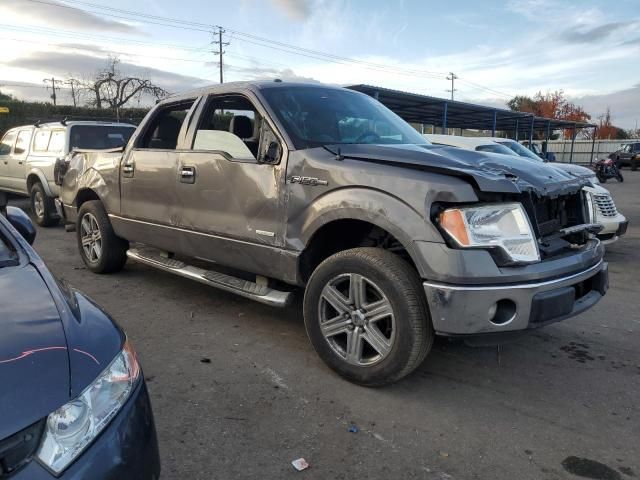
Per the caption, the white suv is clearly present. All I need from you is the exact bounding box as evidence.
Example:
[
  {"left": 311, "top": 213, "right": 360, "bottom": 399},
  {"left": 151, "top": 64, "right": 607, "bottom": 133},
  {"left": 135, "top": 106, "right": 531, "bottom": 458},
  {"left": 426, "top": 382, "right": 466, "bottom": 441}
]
[{"left": 0, "top": 121, "right": 135, "bottom": 226}]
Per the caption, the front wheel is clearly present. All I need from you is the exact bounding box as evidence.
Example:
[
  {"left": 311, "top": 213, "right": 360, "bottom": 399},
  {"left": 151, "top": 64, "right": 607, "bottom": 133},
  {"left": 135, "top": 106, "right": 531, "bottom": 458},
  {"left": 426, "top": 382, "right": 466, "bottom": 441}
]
[
  {"left": 76, "top": 200, "right": 128, "bottom": 273},
  {"left": 631, "top": 157, "right": 638, "bottom": 171},
  {"left": 597, "top": 173, "right": 607, "bottom": 183},
  {"left": 30, "top": 182, "right": 59, "bottom": 227},
  {"left": 303, "top": 248, "right": 433, "bottom": 386}
]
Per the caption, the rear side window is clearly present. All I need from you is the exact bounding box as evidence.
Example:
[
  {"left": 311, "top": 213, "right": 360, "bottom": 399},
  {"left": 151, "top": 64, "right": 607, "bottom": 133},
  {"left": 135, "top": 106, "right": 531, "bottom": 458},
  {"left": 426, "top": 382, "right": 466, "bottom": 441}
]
[
  {"left": 33, "top": 130, "right": 51, "bottom": 152},
  {"left": 47, "top": 130, "right": 66, "bottom": 154},
  {"left": 14, "top": 130, "right": 32, "bottom": 155},
  {"left": 69, "top": 125, "right": 135, "bottom": 150},
  {"left": 0, "top": 132, "right": 16, "bottom": 155},
  {"left": 139, "top": 101, "right": 195, "bottom": 150}
]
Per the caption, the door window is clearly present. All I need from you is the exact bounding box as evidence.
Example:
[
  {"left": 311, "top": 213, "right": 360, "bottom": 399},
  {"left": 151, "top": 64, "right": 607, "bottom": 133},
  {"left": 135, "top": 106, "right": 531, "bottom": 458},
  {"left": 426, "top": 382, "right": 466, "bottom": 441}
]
[
  {"left": 192, "top": 95, "right": 260, "bottom": 160},
  {"left": 0, "top": 132, "right": 16, "bottom": 155},
  {"left": 14, "top": 130, "right": 32, "bottom": 155},
  {"left": 138, "top": 100, "right": 195, "bottom": 150},
  {"left": 47, "top": 130, "right": 66, "bottom": 154},
  {"left": 33, "top": 130, "right": 51, "bottom": 152}
]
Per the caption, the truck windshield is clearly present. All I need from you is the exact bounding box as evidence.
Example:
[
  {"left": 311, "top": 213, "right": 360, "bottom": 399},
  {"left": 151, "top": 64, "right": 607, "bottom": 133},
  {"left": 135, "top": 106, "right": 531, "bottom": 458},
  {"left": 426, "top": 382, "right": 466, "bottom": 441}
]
[
  {"left": 70, "top": 125, "right": 136, "bottom": 150},
  {"left": 261, "top": 86, "right": 429, "bottom": 149},
  {"left": 498, "top": 140, "right": 543, "bottom": 162}
]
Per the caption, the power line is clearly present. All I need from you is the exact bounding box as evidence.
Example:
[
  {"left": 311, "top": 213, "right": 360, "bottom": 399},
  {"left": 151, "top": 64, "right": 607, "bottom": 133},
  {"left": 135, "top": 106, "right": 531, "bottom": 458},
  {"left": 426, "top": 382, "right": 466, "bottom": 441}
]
[{"left": 43, "top": 77, "right": 61, "bottom": 105}]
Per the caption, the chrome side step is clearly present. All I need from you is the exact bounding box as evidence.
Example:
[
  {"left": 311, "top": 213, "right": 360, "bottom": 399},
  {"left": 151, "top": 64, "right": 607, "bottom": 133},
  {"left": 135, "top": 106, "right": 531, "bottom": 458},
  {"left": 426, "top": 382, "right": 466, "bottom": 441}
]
[{"left": 126, "top": 247, "right": 293, "bottom": 307}]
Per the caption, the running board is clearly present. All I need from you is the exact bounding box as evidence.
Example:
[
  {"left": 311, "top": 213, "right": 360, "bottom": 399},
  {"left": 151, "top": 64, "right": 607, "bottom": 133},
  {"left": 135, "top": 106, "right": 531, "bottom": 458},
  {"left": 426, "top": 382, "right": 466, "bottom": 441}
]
[{"left": 126, "top": 247, "right": 293, "bottom": 307}]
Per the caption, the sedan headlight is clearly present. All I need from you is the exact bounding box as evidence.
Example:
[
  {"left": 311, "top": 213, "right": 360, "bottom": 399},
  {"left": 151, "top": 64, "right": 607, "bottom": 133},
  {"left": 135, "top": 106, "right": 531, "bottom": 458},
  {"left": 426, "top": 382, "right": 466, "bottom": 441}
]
[
  {"left": 439, "top": 202, "right": 540, "bottom": 263},
  {"left": 37, "top": 341, "right": 140, "bottom": 474}
]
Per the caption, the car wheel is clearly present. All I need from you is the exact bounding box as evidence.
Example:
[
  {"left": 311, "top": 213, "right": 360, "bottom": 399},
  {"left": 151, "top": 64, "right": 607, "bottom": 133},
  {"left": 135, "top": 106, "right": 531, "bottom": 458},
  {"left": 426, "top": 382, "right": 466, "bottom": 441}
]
[
  {"left": 30, "top": 182, "right": 59, "bottom": 227},
  {"left": 632, "top": 156, "right": 638, "bottom": 171},
  {"left": 76, "top": 200, "right": 128, "bottom": 273},
  {"left": 303, "top": 248, "right": 433, "bottom": 386}
]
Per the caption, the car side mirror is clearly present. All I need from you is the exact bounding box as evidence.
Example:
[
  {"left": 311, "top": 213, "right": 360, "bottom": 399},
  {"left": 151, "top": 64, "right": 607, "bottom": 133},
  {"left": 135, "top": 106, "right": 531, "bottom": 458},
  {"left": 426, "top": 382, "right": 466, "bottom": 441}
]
[
  {"left": 262, "top": 141, "right": 281, "bottom": 164},
  {"left": 7, "top": 206, "right": 37, "bottom": 245}
]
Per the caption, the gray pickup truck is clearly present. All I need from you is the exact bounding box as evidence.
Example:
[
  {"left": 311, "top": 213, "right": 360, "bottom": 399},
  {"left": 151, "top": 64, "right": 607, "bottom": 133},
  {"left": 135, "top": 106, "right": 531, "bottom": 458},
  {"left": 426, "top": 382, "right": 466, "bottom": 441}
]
[{"left": 57, "top": 81, "right": 608, "bottom": 385}]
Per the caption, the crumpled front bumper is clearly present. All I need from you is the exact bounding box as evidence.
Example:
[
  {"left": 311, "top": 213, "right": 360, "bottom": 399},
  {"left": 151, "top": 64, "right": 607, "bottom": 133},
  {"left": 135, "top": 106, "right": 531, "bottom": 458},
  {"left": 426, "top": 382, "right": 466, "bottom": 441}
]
[{"left": 424, "top": 260, "right": 608, "bottom": 336}]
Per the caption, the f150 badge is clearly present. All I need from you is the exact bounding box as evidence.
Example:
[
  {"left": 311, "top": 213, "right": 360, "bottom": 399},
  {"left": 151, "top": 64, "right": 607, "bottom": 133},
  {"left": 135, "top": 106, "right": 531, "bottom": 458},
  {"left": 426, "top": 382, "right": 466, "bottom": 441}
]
[{"left": 289, "top": 176, "right": 328, "bottom": 186}]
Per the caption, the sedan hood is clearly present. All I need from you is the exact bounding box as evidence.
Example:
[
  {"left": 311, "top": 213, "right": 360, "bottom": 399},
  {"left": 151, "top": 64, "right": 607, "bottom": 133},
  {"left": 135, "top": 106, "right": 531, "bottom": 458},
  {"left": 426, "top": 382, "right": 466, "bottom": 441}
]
[
  {"left": 550, "top": 162, "right": 595, "bottom": 179},
  {"left": 0, "top": 264, "right": 70, "bottom": 439},
  {"left": 324, "top": 143, "right": 588, "bottom": 197}
]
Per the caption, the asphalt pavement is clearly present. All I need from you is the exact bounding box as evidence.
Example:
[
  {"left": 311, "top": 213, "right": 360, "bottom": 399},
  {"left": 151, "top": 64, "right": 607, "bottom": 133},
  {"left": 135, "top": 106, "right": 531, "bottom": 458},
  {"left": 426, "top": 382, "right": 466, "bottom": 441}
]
[{"left": 10, "top": 172, "right": 640, "bottom": 480}]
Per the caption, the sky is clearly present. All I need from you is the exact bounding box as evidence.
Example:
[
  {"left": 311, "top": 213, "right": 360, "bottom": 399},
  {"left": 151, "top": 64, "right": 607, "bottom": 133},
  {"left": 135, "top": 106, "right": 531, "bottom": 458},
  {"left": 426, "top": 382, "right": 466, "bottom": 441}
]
[{"left": 0, "top": 0, "right": 639, "bottom": 128}]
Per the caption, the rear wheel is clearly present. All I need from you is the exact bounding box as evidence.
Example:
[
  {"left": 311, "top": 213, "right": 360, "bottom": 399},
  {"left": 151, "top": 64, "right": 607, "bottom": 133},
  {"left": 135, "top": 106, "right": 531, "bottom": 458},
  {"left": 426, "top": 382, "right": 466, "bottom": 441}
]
[
  {"left": 303, "top": 248, "right": 433, "bottom": 386},
  {"left": 632, "top": 156, "right": 638, "bottom": 171},
  {"left": 76, "top": 200, "right": 128, "bottom": 273},
  {"left": 30, "top": 182, "right": 58, "bottom": 227}
]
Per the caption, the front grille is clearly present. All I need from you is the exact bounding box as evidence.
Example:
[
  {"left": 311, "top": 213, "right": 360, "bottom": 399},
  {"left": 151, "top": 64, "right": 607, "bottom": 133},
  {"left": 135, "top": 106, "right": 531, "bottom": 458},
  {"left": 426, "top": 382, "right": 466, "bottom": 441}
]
[
  {"left": 0, "top": 419, "right": 45, "bottom": 478},
  {"left": 528, "top": 191, "right": 585, "bottom": 238},
  {"left": 594, "top": 194, "right": 618, "bottom": 218}
]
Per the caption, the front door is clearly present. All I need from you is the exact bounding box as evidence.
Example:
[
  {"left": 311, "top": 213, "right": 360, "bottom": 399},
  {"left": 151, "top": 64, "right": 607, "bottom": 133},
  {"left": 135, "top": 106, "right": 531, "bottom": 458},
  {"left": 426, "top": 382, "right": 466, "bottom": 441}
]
[
  {"left": 173, "top": 93, "right": 287, "bottom": 270},
  {"left": 116, "top": 99, "right": 198, "bottom": 251},
  {"left": 7, "top": 129, "right": 33, "bottom": 193}
]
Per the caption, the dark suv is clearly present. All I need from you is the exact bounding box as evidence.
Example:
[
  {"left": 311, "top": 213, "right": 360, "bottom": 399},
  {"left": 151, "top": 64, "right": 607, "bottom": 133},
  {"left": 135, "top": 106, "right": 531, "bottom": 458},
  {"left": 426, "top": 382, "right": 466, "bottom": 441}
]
[{"left": 609, "top": 142, "right": 640, "bottom": 170}]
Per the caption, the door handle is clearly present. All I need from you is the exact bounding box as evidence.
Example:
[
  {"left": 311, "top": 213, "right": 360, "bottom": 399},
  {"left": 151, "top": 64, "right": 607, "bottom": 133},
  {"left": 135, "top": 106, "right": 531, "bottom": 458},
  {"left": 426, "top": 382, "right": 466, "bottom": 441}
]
[
  {"left": 180, "top": 166, "right": 196, "bottom": 184},
  {"left": 122, "top": 163, "right": 135, "bottom": 177}
]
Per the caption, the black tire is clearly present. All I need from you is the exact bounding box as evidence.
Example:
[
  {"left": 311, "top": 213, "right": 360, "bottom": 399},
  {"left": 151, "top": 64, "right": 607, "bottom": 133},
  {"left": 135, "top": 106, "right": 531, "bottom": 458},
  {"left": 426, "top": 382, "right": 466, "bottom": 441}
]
[
  {"left": 76, "top": 200, "right": 128, "bottom": 273},
  {"left": 597, "top": 174, "right": 607, "bottom": 183},
  {"left": 30, "top": 182, "right": 59, "bottom": 227},
  {"left": 303, "top": 248, "right": 433, "bottom": 386},
  {"left": 632, "top": 157, "right": 638, "bottom": 171}
]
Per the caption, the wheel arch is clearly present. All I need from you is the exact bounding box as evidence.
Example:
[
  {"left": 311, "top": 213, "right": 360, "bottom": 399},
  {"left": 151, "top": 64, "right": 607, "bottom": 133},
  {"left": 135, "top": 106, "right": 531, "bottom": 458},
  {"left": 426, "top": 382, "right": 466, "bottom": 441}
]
[{"left": 26, "top": 170, "right": 53, "bottom": 196}]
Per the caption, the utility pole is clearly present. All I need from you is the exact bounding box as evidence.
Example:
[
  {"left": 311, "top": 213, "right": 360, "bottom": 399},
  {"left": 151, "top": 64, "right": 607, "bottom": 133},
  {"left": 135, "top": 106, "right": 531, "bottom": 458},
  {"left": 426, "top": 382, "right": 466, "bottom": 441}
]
[
  {"left": 65, "top": 79, "right": 79, "bottom": 107},
  {"left": 446, "top": 72, "right": 458, "bottom": 101},
  {"left": 212, "top": 27, "right": 229, "bottom": 84},
  {"left": 43, "top": 77, "right": 59, "bottom": 106}
]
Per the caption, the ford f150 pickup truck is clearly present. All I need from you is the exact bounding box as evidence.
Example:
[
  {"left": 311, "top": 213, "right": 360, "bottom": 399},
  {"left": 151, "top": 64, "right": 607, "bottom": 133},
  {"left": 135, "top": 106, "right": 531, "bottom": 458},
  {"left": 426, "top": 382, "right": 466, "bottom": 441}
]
[{"left": 57, "top": 81, "right": 608, "bottom": 386}]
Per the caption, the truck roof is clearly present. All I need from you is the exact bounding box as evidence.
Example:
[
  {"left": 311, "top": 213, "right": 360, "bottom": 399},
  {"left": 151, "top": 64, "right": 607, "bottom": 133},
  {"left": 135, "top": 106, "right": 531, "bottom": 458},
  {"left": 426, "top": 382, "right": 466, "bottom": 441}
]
[{"left": 166, "top": 80, "right": 347, "bottom": 102}]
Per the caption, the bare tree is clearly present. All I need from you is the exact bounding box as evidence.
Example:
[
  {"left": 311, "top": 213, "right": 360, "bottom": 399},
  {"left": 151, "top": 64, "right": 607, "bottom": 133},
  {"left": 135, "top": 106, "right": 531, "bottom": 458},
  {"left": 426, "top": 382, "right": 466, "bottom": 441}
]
[{"left": 77, "top": 56, "right": 168, "bottom": 110}]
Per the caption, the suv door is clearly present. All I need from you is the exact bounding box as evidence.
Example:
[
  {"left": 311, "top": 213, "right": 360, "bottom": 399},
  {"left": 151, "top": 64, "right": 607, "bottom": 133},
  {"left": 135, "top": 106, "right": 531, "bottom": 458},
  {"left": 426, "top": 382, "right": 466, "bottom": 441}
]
[
  {"left": 7, "top": 129, "right": 33, "bottom": 193},
  {"left": 116, "top": 99, "right": 198, "bottom": 250},
  {"left": 0, "top": 131, "right": 17, "bottom": 190},
  {"left": 175, "top": 93, "right": 287, "bottom": 269}
]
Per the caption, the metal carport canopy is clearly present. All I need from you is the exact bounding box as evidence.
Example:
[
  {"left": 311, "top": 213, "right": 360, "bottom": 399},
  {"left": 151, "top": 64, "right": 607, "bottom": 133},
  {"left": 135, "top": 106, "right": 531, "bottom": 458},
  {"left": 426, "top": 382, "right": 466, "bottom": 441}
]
[{"left": 347, "top": 84, "right": 595, "bottom": 135}]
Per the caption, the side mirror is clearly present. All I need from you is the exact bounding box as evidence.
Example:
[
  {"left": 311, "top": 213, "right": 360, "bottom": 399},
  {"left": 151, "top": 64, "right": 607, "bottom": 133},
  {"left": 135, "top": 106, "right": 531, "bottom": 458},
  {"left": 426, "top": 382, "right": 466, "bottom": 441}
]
[
  {"left": 262, "top": 141, "right": 281, "bottom": 164},
  {"left": 7, "top": 206, "right": 37, "bottom": 245}
]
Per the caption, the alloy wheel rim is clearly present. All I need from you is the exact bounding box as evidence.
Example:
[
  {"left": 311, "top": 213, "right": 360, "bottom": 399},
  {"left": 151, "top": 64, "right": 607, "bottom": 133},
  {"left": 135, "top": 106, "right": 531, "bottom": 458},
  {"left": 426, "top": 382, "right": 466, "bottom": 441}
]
[
  {"left": 80, "top": 213, "right": 102, "bottom": 263},
  {"left": 33, "top": 191, "right": 44, "bottom": 218},
  {"left": 318, "top": 273, "right": 396, "bottom": 366}
]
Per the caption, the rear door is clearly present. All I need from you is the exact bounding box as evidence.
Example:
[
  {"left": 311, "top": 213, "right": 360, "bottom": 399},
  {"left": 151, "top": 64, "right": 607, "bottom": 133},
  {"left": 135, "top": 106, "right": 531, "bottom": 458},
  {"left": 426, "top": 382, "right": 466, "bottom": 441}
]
[
  {"left": 116, "top": 99, "right": 198, "bottom": 249},
  {"left": 0, "top": 131, "right": 16, "bottom": 191}
]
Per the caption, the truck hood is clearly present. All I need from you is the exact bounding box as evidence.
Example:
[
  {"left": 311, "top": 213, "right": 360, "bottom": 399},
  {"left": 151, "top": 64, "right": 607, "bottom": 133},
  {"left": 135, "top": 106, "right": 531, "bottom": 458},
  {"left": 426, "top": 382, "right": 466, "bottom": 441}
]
[
  {"left": 324, "top": 143, "right": 588, "bottom": 197},
  {"left": 0, "top": 264, "right": 70, "bottom": 439}
]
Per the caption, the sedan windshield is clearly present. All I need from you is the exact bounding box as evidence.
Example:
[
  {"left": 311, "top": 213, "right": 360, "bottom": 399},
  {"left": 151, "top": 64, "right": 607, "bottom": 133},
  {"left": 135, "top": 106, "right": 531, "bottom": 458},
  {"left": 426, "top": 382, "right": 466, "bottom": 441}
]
[
  {"left": 0, "top": 231, "right": 17, "bottom": 268},
  {"left": 70, "top": 125, "right": 136, "bottom": 150},
  {"left": 498, "top": 140, "right": 543, "bottom": 162},
  {"left": 261, "top": 86, "right": 429, "bottom": 149},
  {"left": 476, "top": 144, "right": 519, "bottom": 155}
]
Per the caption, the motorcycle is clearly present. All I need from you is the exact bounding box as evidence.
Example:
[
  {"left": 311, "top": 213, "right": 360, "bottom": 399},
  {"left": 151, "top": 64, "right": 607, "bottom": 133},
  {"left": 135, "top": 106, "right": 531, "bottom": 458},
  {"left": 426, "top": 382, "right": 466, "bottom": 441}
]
[{"left": 593, "top": 157, "right": 624, "bottom": 183}]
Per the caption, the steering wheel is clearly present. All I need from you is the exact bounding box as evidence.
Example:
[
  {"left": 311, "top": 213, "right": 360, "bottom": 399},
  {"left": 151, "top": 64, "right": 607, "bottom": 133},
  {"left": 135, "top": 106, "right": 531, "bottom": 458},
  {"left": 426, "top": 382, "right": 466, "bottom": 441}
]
[{"left": 354, "top": 131, "right": 381, "bottom": 143}]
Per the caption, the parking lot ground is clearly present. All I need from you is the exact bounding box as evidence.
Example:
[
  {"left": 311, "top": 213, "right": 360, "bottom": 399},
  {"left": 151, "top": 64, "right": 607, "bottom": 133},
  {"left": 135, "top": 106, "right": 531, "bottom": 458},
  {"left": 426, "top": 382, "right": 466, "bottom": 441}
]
[{"left": 10, "top": 172, "right": 640, "bottom": 480}]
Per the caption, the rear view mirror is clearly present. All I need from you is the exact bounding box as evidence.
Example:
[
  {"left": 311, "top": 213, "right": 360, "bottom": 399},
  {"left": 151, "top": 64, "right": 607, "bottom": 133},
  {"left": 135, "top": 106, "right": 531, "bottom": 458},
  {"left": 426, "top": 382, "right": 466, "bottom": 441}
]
[{"left": 7, "top": 206, "right": 36, "bottom": 245}]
